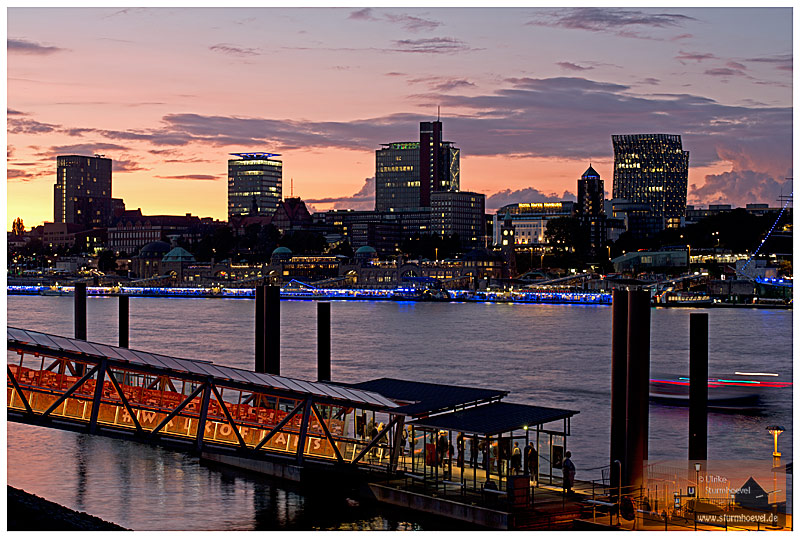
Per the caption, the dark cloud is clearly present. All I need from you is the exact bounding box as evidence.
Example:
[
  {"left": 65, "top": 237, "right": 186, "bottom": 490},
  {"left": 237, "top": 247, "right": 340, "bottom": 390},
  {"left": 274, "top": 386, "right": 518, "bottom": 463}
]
[
  {"left": 7, "top": 108, "right": 26, "bottom": 116},
  {"left": 44, "top": 143, "right": 130, "bottom": 158},
  {"left": 349, "top": 9, "right": 440, "bottom": 32},
  {"left": 113, "top": 159, "right": 147, "bottom": 173},
  {"left": 8, "top": 117, "right": 60, "bottom": 134},
  {"left": 529, "top": 8, "right": 696, "bottom": 39},
  {"left": 7, "top": 169, "right": 40, "bottom": 181},
  {"left": 690, "top": 170, "right": 792, "bottom": 207},
  {"left": 505, "top": 77, "right": 629, "bottom": 93},
  {"left": 209, "top": 43, "right": 260, "bottom": 57},
  {"left": 704, "top": 67, "right": 746, "bottom": 77},
  {"left": 744, "top": 54, "right": 792, "bottom": 72},
  {"left": 8, "top": 38, "right": 65, "bottom": 55},
  {"left": 385, "top": 14, "right": 441, "bottom": 32},
  {"left": 676, "top": 50, "right": 716, "bottom": 63},
  {"left": 408, "top": 76, "right": 475, "bottom": 92},
  {"left": 156, "top": 174, "right": 219, "bottom": 181},
  {"left": 348, "top": 8, "right": 376, "bottom": 21},
  {"left": 639, "top": 77, "right": 661, "bottom": 85},
  {"left": 726, "top": 61, "right": 747, "bottom": 70},
  {"left": 385, "top": 72, "right": 406, "bottom": 77},
  {"left": 486, "top": 187, "right": 575, "bottom": 211},
  {"left": 160, "top": 112, "right": 418, "bottom": 151},
  {"left": 391, "top": 37, "right": 470, "bottom": 54},
  {"left": 305, "top": 177, "right": 375, "bottom": 210},
  {"left": 557, "top": 62, "right": 593, "bottom": 71}
]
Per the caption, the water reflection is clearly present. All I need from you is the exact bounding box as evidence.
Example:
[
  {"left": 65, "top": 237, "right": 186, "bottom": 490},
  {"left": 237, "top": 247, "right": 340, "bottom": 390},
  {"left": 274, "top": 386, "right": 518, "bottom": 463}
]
[{"left": 7, "top": 296, "right": 792, "bottom": 529}]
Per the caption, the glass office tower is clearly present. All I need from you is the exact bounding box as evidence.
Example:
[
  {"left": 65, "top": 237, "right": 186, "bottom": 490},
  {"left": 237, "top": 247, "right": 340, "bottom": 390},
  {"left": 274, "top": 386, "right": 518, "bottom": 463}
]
[
  {"left": 612, "top": 134, "right": 689, "bottom": 229},
  {"left": 228, "top": 152, "right": 283, "bottom": 220}
]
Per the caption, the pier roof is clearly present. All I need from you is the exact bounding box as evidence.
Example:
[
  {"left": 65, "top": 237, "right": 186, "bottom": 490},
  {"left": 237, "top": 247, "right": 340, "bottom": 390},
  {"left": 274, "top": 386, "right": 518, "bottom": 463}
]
[
  {"left": 410, "top": 401, "right": 578, "bottom": 436},
  {"left": 340, "top": 378, "right": 507, "bottom": 417},
  {"left": 7, "top": 327, "right": 396, "bottom": 410}
]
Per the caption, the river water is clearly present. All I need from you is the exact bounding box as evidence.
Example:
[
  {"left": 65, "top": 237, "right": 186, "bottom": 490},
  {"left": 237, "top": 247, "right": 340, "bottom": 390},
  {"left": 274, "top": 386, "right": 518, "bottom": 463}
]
[{"left": 6, "top": 296, "right": 793, "bottom": 530}]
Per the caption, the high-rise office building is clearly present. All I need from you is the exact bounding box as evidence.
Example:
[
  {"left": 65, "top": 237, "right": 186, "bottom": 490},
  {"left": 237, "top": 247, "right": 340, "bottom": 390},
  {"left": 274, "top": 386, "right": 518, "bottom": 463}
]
[
  {"left": 375, "top": 142, "right": 420, "bottom": 212},
  {"left": 576, "top": 165, "right": 606, "bottom": 257},
  {"left": 431, "top": 191, "right": 485, "bottom": 248},
  {"left": 375, "top": 121, "right": 459, "bottom": 212},
  {"left": 228, "top": 152, "right": 283, "bottom": 220},
  {"left": 54, "top": 154, "right": 113, "bottom": 229},
  {"left": 611, "top": 134, "right": 689, "bottom": 230}
]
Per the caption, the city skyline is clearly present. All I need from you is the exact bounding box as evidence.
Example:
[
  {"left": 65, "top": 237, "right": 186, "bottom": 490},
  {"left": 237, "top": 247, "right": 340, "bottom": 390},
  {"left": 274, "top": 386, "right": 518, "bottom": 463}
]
[{"left": 7, "top": 7, "right": 793, "bottom": 230}]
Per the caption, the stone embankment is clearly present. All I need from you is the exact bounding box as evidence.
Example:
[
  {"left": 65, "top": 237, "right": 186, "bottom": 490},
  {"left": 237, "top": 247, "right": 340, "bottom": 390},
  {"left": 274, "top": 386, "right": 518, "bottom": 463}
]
[{"left": 7, "top": 486, "right": 128, "bottom": 531}]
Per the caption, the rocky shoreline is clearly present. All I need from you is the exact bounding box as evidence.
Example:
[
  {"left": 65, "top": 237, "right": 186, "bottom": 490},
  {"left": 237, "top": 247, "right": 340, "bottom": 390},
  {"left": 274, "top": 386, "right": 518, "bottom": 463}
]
[{"left": 7, "top": 485, "right": 128, "bottom": 531}]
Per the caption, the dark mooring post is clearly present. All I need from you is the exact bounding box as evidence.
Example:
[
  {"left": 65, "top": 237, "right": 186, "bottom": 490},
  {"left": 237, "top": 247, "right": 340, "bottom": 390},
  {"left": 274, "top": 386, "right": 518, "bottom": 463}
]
[
  {"left": 74, "top": 282, "right": 87, "bottom": 376},
  {"left": 610, "top": 288, "right": 629, "bottom": 494},
  {"left": 265, "top": 285, "right": 281, "bottom": 376},
  {"left": 625, "top": 289, "right": 651, "bottom": 489},
  {"left": 119, "top": 294, "right": 129, "bottom": 348},
  {"left": 689, "top": 312, "right": 709, "bottom": 462},
  {"left": 74, "top": 282, "right": 87, "bottom": 340},
  {"left": 317, "top": 302, "right": 331, "bottom": 382},
  {"left": 255, "top": 285, "right": 266, "bottom": 373}
]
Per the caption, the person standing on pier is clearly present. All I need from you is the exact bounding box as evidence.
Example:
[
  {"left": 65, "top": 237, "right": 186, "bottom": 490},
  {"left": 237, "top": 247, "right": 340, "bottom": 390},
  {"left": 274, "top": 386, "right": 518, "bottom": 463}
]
[
  {"left": 457, "top": 433, "right": 465, "bottom": 468},
  {"left": 470, "top": 436, "right": 479, "bottom": 468},
  {"left": 511, "top": 442, "right": 522, "bottom": 474},
  {"left": 562, "top": 451, "right": 576, "bottom": 495},
  {"left": 524, "top": 442, "right": 538, "bottom": 484}
]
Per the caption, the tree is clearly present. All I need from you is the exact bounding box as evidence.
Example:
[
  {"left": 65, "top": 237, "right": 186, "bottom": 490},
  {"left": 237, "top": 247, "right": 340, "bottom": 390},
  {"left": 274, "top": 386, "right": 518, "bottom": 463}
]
[
  {"left": 544, "top": 217, "right": 581, "bottom": 253},
  {"left": 96, "top": 249, "right": 118, "bottom": 272},
  {"left": 328, "top": 240, "right": 354, "bottom": 258},
  {"left": 12, "top": 217, "right": 24, "bottom": 236},
  {"left": 279, "top": 230, "right": 327, "bottom": 255}
]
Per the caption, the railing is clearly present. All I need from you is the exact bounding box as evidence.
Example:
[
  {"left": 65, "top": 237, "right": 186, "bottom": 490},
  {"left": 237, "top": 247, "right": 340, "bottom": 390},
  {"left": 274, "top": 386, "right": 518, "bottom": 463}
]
[{"left": 7, "top": 360, "right": 395, "bottom": 469}]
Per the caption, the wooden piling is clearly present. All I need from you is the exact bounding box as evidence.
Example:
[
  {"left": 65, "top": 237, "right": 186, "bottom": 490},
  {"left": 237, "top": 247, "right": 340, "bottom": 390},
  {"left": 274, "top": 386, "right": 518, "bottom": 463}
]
[
  {"left": 610, "top": 289, "right": 628, "bottom": 492},
  {"left": 119, "top": 295, "right": 129, "bottom": 348},
  {"left": 265, "top": 285, "right": 280, "bottom": 375},
  {"left": 255, "top": 285, "right": 265, "bottom": 373},
  {"left": 689, "top": 312, "right": 708, "bottom": 461},
  {"left": 625, "top": 289, "right": 651, "bottom": 489},
  {"left": 317, "top": 302, "right": 331, "bottom": 382}
]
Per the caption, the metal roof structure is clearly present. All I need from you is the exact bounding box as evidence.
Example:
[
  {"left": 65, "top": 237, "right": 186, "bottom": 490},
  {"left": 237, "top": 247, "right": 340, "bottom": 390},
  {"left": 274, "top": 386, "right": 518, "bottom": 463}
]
[
  {"left": 410, "top": 401, "right": 579, "bottom": 436},
  {"left": 340, "top": 378, "right": 507, "bottom": 417},
  {"left": 7, "top": 327, "right": 396, "bottom": 410}
]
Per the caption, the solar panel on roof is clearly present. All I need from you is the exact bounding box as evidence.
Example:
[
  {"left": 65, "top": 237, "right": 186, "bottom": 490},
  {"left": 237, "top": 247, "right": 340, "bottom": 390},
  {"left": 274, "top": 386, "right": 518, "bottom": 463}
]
[
  {"left": 316, "top": 384, "right": 354, "bottom": 401},
  {"left": 150, "top": 354, "right": 184, "bottom": 371},
  {"left": 216, "top": 367, "right": 252, "bottom": 385},
  {"left": 26, "top": 332, "right": 61, "bottom": 351},
  {"left": 71, "top": 339, "right": 105, "bottom": 357},
  {"left": 7, "top": 328, "right": 31, "bottom": 344},
  {"left": 291, "top": 379, "right": 327, "bottom": 397},
  {"left": 46, "top": 335, "right": 85, "bottom": 355},
  {"left": 93, "top": 343, "right": 127, "bottom": 362},
  {"left": 131, "top": 351, "right": 169, "bottom": 369},
  {"left": 114, "top": 347, "right": 143, "bottom": 364}
]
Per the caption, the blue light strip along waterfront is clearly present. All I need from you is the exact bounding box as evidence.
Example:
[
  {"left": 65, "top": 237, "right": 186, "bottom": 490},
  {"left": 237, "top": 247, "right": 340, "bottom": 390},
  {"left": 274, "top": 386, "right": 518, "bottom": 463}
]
[{"left": 7, "top": 285, "right": 612, "bottom": 305}]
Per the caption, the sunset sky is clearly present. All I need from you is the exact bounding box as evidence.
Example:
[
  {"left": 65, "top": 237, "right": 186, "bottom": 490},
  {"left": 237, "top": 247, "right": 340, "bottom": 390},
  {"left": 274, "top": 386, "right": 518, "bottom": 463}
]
[{"left": 7, "top": 6, "right": 793, "bottom": 230}]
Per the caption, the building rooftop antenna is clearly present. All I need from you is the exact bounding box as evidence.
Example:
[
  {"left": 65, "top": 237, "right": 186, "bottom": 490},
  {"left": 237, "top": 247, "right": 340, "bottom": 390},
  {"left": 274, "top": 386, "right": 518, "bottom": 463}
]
[
  {"left": 291, "top": 177, "right": 294, "bottom": 198},
  {"left": 437, "top": 105, "right": 440, "bottom": 122}
]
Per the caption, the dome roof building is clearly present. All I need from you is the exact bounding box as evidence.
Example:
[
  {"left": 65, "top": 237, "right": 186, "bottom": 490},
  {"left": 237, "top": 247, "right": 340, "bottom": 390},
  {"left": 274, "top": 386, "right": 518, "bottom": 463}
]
[
  {"left": 138, "top": 241, "right": 171, "bottom": 259},
  {"left": 162, "top": 247, "right": 196, "bottom": 263},
  {"left": 354, "top": 245, "right": 378, "bottom": 266},
  {"left": 271, "top": 246, "right": 293, "bottom": 263}
]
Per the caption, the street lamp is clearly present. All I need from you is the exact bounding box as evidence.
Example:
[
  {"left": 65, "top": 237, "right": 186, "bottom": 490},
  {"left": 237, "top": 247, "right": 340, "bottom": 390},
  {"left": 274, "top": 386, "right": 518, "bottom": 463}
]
[
  {"left": 694, "top": 462, "right": 702, "bottom": 498},
  {"left": 767, "top": 425, "right": 784, "bottom": 458}
]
